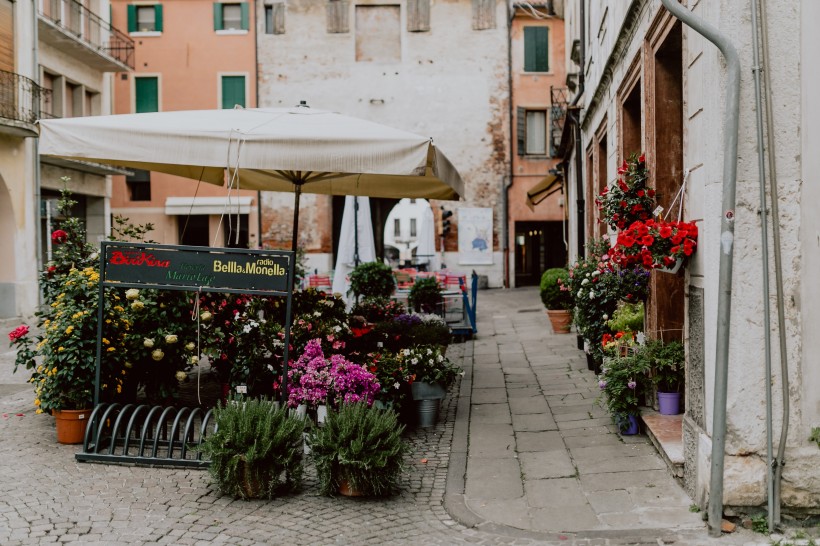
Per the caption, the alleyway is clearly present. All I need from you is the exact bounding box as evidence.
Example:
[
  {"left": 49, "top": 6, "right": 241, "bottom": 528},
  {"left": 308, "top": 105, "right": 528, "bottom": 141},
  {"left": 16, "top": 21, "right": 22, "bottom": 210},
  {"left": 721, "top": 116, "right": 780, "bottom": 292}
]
[{"left": 0, "top": 289, "right": 768, "bottom": 545}]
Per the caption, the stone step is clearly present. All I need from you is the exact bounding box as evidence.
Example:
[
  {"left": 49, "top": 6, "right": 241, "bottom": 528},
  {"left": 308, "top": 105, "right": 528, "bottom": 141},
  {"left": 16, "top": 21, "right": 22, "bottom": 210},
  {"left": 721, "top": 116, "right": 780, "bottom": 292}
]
[{"left": 640, "top": 408, "right": 685, "bottom": 481}]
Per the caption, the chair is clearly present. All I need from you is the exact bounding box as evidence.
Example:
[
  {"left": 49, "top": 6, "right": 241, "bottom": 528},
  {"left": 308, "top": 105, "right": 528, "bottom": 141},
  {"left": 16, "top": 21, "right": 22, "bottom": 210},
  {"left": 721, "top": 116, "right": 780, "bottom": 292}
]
[
  {"left": 307, "top": 274, "right": 332, "bottom": 291},
  {"left": 393, "top": 270, "right": 414, "bottom": 290}
]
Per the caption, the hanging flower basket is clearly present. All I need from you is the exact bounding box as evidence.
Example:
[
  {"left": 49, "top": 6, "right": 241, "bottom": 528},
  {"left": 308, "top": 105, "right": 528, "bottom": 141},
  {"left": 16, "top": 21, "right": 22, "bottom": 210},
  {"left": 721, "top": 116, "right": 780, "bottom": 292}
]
[{"left": 609, "top": 218, "right": 698, "bottom": 272}]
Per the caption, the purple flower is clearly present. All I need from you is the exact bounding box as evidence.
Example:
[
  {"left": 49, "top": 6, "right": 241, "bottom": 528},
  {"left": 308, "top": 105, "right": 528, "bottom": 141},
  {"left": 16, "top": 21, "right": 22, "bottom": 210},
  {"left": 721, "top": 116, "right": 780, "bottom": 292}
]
[
  {"left": 627, "top": 380, "right": 637, "bottom": 389},
  {"left": 598, "top": 380, "right": 607, "bottom": 389},
  {"left": 394, "top": 313, "right": 422, "bottom": 327}
]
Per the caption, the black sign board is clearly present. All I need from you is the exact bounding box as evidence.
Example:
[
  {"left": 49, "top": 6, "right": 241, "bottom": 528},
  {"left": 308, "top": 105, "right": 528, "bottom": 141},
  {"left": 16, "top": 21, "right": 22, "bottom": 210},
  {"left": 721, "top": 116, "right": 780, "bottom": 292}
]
[{"left": 102, "top": 242, "right": 291, "bottom": 294}]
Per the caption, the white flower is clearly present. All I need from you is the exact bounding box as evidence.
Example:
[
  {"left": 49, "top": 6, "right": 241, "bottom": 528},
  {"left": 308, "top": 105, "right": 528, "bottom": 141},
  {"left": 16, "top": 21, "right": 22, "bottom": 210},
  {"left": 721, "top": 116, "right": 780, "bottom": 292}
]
[
  {"left": 143, "top": 338, "right": 154, "bottom": 348},
  {"left": 591, "top": 270, "right": 601, "bottom": 277},
  {"left": 125, "top": 288, "right": 140, "bottom": 301},
  {"left": 581, "top": 279, "right": 589, "bottom": 286},
  {"left": 411, "top": 358, "right": 418, "bottom": 365},
  {"left": 313, "top": 311, "right": 322, "bottom": 317},
  {"left": 394, "top": 382, "right": 401, "bottom": 390},
  {"left": 589, "top": 292, "right": 595, "bottom": 300},
  {"left": 602, "top": 314, "right": 609, "bottom": 321},
  {"left": 267, "top": 364, "right": 274, "bottom": 372},
  {"left": 437, "top": 355, "right": 444, "bottom": 362},
  {"left": 404, "top": 349, "right": 411, "bottom": 356},
  {"left": 427, "top": 348, "right": 433, "bottom": 355},
  {"left": 175, "top": 371, "right": 187, "bottom": 382},
  {"left": 165, "top": 334, "right": 178, "bottom": 344},
  {"left": 185, "top": 342, "right": 196, "bottom": 351},
  {"left": 151, "top": 349, "right": 164, "bottom": 361},
  {"left": 189, "top": 355, "right": 199, "bottom": 364},
  {"left": 200, "top": 311, "right": 212, "bottom": 322},
  {"left": 334, "top": 325, "right": 342, "bottom": 332},
  {"left": 89, "top": 252, "right": 99, "bottom": 261},
  {"left": 577, "top": 289, "right": 583, "bottom": 298},
  {"left": 243, "top": 324, "right": 252, "bottom": 333},
  {"left": 130, "top": 300, "right": 145, "bottom": 311}
]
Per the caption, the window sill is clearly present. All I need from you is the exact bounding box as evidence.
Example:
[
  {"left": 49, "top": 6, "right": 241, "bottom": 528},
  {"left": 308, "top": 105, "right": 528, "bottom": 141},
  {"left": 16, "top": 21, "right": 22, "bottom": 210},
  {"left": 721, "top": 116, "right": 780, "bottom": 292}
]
[
  {"left": 216, "top": 29, "right": 249, "bottom": 35},
  {"left": 130, "top": 31, "right": 162, "bottom": 37}
]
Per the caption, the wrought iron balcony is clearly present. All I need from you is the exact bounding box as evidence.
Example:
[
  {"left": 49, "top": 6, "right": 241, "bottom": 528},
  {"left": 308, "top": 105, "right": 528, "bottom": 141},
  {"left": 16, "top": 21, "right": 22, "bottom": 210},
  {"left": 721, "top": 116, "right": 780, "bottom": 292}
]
[
  {"left": 0, "top": 69, "right": 47, "bottom": 137},
  {"left": 38, "top": 0, "right": 134, "bottom": 71},
  {"left": 550, "top": 86, "right": 569, "bottom": 158}
]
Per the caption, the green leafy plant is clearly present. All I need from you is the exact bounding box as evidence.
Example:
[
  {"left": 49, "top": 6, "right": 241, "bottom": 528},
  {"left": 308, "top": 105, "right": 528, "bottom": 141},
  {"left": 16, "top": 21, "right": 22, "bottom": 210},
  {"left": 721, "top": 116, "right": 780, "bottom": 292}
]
[
  {"left": 348, "top": 262, "right": 395, "bottom": 300},
  {"left": 199, "top": 397, "right": 305, "bottom": 499},
  {"left": 751, "top": 514, "right": 769, "bottom": 534},
  {"left": 607, "top": 302, "right": 644, "bottom": 334},
  {"left": 642, "top": 339, "right": 685, "bottom": 393},
  {"left": 408, "top": 277, "right": 442, "bottom": 314},
  {"left": 309, "top": 403, "right": 409, "bottom": 496},
  {"left": 539, "top": 268, "right": 572, "bottom": 310},
  {"left": 597, "top": 352, "right": 650, "bottom": 431},
  {"left": 810, "top": 427, "right": 820, "bottom": 449}
]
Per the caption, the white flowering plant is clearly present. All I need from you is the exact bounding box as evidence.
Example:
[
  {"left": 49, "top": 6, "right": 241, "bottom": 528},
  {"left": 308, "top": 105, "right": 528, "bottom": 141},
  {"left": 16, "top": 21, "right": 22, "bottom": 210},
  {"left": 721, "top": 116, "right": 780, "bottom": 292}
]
[{"left": 401, "top": 345, "right": 460, "bottom": 388}]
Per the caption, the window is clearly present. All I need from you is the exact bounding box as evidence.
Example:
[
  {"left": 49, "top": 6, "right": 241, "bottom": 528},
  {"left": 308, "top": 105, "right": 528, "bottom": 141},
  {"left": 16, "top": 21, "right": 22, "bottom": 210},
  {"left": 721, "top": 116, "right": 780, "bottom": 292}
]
[
  {"left": 127, "top": 4, "right": 163, "bottom": 33},
  {"left": 224, "top": 215, "right": 249, "bottom": 248},
  {"left": 178, "top": 216, "right": 210, "bottom": 247},
  {"left": 394, "top": 218, "right": 401, "bottom": 239},
  {"left": 524, "top": 26, "right": 549, "bottom": 72},
  {"left": 126, "top": 169, "right": 151, "bottom": 201},
  {"left": 517, "top": 108, "right": 547, "bottom": 156},
  {"left": 265, "top": 3, "right": 284, "bottom": 34},
  {"left": 410, "top": 218, "right": 417, "bottom": 238},
  {"left": 221, "top": 75, "right": 246, "bottom": 109},
  {"left": 135, "top": 76, "right": 159, "bottom": 113},
  {"left": 355, "top": 5, "right": 400, "bottom": 63},
  {"left": 214, "top": 2, "right": 249, "bottom": 31}
]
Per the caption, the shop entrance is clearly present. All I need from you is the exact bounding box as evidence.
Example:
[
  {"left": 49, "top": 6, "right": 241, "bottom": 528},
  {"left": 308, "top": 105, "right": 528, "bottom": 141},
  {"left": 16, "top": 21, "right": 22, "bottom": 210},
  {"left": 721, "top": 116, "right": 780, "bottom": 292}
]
[{"left": 514, "top": 221, "right": 566, "bottom": 286}]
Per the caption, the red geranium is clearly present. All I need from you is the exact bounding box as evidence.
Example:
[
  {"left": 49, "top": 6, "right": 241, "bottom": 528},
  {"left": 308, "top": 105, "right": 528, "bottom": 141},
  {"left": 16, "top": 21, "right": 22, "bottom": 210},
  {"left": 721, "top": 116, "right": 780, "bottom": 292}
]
[
  {"left": 596, "top": 152, "right": 656, "bottom": 231},
  {"left": 609, "top": 218, "right": 699, "bottom": 271},
  {"left": 51, "top": 230, "right": 68, "bottom": 244}
]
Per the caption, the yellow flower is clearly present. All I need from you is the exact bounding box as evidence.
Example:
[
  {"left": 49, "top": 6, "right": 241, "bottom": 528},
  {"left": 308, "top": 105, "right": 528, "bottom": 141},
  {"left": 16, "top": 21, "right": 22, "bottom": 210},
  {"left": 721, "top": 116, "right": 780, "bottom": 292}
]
[
  {"left": 116, "top": 384, "right": 122, "bottom": 394},
  {"left": 165, "top": 334, "right": 178, "bottom": 344},
  {"left": 34, "top": 399, "right": 40, "bottom": 406},
  {"left": 151, "top": 349, "right": 164, "bottom": 361},
  {"left": 114, "top": 305, "right": 124, "bottom": 313},
  {"left": 107, "top": 347, "right": 116, "bottom": 353},
  {"left": 65, "top": 325, "right": 74, "bottom": 335},
  {"left": 125, "top": 288, "right": 140, "bottom": 301},
  {"left": 175, "top": 371, "right": 187, "bottom": 382},
  {"left": 35, "top": 409, "right": 43, "bottom": 414},
  {"left": 57, "top": 346, "right": 65, "bottom": 352},
  {"left": 124, "top": 361, "right": 133, "bottom": 369},
  {"left": 37, "top": 365, "right": 43, "bottom": 373},
  {"left": 102, "top": 338, "right": 110, "bottom": 345},
  {"left": 51, "top": 367, "right": 57, "bottom": 374},
  {"left": 143, "top": 338, "right": 154, "bottom": 348},
  {"left": 131, "top": 301, "right": 145, "bottom": 311}
]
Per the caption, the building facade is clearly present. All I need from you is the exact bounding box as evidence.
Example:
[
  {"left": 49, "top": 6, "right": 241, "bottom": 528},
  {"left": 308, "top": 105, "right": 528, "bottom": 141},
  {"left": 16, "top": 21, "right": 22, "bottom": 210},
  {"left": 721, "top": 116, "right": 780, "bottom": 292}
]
[
  {"left": 562, "top": 0, "right": 818, "bottom": 515},
  {"left": 255, "top": 0, "right": 512, "bottom": 285},
  {"left": 0, "top": 0, "right": 133, "bottom": 319},
  {"left": 109, "top": 0, "right": 259, "bottom": 248}
]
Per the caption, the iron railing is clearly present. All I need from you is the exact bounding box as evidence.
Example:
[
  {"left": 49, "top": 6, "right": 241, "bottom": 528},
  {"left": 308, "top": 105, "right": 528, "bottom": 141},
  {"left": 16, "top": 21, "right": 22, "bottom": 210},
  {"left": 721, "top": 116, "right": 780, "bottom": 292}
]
[
  {"left": 550, "top": 86, "right": 569, "bottom": 158},
  {"left": 0, "top": 69, "right": 46, "bottom": 125},
  {"left": 39, "top": 0, "right": 135, "bottom": 69}
]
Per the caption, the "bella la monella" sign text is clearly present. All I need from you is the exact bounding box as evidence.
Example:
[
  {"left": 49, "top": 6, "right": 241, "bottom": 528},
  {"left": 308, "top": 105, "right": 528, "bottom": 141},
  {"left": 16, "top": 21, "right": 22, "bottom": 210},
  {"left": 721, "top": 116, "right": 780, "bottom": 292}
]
[{"left": 103, "top": 243, "right": 290, "bottom": 293}]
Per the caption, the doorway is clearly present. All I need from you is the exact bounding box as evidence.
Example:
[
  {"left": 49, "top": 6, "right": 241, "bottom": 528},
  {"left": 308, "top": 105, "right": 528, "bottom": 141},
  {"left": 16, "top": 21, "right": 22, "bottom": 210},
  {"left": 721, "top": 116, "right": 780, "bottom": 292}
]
[{"left": 514, "top": 221, "right": 566, "bottom": 286}]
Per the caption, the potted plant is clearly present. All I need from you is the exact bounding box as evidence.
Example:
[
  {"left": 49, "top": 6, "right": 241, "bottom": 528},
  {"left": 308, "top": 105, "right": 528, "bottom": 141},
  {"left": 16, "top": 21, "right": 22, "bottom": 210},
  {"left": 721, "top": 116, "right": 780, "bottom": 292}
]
[
  {"left": 596, "top": 350, "right": 650, "bottom": 435},
  {"left": 309, "top": 402, "right": 409, "bottom": 497},
  {"left": 199, "top": 397, "right": 305, "bottom": 499},
  {"left": 348, "top": 262, "right": 396, "bottom": 301},
  {"left": 403, "top": 345, "right": 460, "bottom": 427},
  {"left": 540, "top": 267, "right": 573, "bottom": 334},
  {"left": 643, "top": 339, "right": 685, "bottom": 415},
  {"left": 408, "top": 277, "right": 442, "bottom": 314},
  {"left": 595, "top": 152, "right": 656, "bottom": 231},
  {"left": 609, "top": 218, "right": 699, "bottom": 272}
]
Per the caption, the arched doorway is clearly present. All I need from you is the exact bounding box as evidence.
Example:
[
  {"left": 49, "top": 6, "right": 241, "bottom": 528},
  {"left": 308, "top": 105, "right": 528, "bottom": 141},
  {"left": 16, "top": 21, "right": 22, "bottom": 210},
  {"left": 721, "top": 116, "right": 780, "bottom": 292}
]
[{"left": 0, "top": 175, "right": 18, "bottom": 318}]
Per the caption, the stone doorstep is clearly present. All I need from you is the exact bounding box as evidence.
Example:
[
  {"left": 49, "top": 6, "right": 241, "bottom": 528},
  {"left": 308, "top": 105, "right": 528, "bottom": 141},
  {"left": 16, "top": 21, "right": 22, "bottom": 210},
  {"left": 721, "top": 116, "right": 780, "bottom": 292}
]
[{"left": 640, "top": 408, "right": 685, "bottom": 481}]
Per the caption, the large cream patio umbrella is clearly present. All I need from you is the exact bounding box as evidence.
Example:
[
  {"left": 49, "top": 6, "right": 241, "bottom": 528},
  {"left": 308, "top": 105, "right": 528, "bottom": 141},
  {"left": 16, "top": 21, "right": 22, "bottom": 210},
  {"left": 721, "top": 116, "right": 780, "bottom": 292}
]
[{"left": 38, "top": 104, "right": 463, "bottom": 251}]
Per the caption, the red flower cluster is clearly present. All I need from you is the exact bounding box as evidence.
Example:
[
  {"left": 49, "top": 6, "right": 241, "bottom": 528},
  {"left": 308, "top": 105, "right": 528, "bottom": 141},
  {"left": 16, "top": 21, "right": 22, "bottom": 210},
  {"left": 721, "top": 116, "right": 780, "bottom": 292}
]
[
  {"left": 50, "top": 229, "right": 68, "bottom": 244},
  {"left": 8, "top": 324, "right": 29, "bottom": 342},
  {"left": 609, "top": 219, "right": 698, "bottom": 270},
  {"left": 596, "top": 153, "right": 656, "bottom": 230}
]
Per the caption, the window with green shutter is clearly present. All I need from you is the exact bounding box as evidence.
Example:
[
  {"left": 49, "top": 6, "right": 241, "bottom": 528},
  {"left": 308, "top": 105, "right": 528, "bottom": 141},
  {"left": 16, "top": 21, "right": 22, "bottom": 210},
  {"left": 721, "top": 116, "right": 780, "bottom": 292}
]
[
  {"left": 214, "top": 2, "right": 249, "bottom": 31},
  {"left": 135, "top": 76, "right": 159, "bottom": 113},
  {"left": 524, "top": 26, "right": 549, "bottom": 72},
  {"left": 221, "top": 76, "right": 245, "bottom": 109},
  {"left": 128, "top": 4, "right": 162, "bottom": 33}
]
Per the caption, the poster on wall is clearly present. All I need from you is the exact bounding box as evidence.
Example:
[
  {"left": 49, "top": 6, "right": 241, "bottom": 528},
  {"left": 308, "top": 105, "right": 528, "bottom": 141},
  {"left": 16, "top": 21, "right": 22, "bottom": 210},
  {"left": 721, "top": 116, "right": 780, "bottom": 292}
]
[{"left": 458, "top": 207, "right": 493, "bottom": 265}]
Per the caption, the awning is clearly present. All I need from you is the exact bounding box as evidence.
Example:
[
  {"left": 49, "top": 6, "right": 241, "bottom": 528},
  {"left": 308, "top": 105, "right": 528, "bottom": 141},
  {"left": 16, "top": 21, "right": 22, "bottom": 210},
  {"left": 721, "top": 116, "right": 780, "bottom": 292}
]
[
  {"left": 165, "top": 196, "right": 254, "bottom": 215},
  {"left": 526, "top": 173, "right": 563, "bottom": 211}
]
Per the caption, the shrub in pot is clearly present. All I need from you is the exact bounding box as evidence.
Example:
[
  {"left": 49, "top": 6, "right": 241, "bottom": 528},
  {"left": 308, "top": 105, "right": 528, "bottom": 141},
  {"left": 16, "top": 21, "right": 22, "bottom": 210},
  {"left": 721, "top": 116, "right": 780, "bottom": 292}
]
[
  {"left": 643, "top": 339, "right": 685, "bottom": 415},
  {"left": 540, "top": 267, "right": 573, "bottom": 333},
  {"left": 199, "top": 397, "right": 305, "bottom": 499},
  {"left": 408, "top": 277, "right": 442, "bottom": 314},
  {"left": 309, "top": 403, "right": 409, "bottom": 496},
  {"left": 348, "top": 262, "right": 396, "bottom": 301}
]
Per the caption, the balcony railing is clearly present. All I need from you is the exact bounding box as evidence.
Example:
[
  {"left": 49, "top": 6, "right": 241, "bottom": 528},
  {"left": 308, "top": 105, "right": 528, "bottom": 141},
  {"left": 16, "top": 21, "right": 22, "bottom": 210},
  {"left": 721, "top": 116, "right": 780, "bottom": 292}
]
[
  {"left": 39, "top": 0, "right": 134, "bottom": 70},
  {"left": 0, "top": 69, "right": 46, "bottom": 127},
  {"left": 550, "top": 86, "right": 569, "bottom": 158}
]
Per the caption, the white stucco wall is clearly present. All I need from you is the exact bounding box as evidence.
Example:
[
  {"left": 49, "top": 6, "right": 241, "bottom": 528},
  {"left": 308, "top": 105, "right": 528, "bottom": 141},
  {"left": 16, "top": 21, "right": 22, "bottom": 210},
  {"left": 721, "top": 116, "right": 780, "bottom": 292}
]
[
  {"left": 571, "top": 0, "right": 816, "bottom": 510},
  {"left": 256, "top": 0, "right": 510, "bottom": 287}
]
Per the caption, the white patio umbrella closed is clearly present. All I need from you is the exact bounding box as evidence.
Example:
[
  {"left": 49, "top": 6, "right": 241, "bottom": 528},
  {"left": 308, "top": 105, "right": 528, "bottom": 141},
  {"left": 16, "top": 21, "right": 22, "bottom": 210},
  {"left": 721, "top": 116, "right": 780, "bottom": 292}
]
[
  {"left": 332, "top": 196, "right": 376, "bottom": 307},
  {"left": 37, "top": 104, "right": 463, "bottom": 251},
  {"left": 415, "top": 202, "right": 440, "bottom": 272}
]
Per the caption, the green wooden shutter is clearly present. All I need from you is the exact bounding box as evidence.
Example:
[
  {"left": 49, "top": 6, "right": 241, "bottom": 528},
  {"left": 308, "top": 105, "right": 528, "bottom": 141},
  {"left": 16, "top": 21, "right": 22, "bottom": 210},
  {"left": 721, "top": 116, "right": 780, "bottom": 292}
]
[
  {"left": 154, "top": 4, "right": 163, "bottom": 32},
  {"left": 127, "top": 4, "right": 136, "bottom": 32},
  {"left": 240, "top": 2, "right": 249, "bottom": 30},
  {"left": 524, "top": 27, "right": 549, "bottom": 72},
  {"left": 516, "top": 106, "right": 526, "bottom": 155},
  {"left": 221, "top": 76, "right": 245, "bottom": 109},
  {"left": 135, "top": 77, "right": 159, "bottom": 113},
  {"left": 213, "top": 3, "right": 223, "bottom": 30}
]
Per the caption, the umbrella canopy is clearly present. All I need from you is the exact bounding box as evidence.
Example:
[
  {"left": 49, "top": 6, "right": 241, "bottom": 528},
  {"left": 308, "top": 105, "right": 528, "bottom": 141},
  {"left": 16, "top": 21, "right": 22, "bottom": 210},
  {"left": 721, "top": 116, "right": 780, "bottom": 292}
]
[
  {"left": 38, "top": 106, "right": 463, "bottom": 200},
  {"left": 332, "top": 196, "right": 376, "bottom": 306}
]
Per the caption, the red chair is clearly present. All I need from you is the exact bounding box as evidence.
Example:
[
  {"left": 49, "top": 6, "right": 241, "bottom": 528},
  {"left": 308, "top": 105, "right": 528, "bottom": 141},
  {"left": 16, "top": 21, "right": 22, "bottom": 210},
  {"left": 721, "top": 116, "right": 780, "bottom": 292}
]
[{"left": 307, "top": 274, "right": 332, "bottom": 291}]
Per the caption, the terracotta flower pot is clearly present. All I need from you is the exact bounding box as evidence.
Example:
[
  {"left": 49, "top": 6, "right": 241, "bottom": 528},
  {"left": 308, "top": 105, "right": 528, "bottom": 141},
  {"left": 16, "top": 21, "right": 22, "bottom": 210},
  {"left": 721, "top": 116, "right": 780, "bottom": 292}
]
[
  {"left": 546, "top": 309, "right": 572, "bottom": 334},
  {"left": 338, "top": 478, "right": 365, "bottom": 497},
  {"left": 52, "top": 409, "right": 91, "bottom": 445}
]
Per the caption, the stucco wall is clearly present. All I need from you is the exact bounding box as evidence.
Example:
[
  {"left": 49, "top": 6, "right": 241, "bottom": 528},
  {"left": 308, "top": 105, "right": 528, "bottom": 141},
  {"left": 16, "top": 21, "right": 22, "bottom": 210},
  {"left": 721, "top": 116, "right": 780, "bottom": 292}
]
[
  {"left": 256, "top": 0, "right": 510, "bottom": 285},
  {"left": 572, "top": 0, "right": 816, "bottom": 510}
]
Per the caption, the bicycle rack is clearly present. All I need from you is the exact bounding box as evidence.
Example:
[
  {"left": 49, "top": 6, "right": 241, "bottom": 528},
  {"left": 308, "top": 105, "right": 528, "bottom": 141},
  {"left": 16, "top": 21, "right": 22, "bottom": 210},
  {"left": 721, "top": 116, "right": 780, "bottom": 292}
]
[{"left": 75, "top": 403, "right": 215, "bottom": 468}]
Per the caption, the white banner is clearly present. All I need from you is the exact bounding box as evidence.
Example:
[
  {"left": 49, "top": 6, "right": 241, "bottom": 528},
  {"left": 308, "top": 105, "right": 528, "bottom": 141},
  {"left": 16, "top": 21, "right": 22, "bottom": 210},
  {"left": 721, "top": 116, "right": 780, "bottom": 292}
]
[{"left": 458, "top": 207, "right": 493, "bottom": 265}]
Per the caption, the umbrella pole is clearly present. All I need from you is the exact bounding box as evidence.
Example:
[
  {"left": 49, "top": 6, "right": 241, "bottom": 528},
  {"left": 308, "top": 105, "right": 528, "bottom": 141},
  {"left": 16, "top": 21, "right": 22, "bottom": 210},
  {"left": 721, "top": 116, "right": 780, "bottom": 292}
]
[
  {"left": 354, "top": 197, "right": 360, "bottom": 267},
  {"left": 291, "top": 182, "right": 302, "bottom": 254}
]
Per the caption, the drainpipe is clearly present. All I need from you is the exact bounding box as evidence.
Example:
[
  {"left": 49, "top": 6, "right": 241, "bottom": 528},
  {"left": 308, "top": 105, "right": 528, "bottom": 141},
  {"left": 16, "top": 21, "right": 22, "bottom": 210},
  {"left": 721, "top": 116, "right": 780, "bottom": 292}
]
[
  {"left": 570, "top": 0, "right": 585, "bottom": 258},
  {"left": 659, "top": 0, "right": 740, "bottom": 537},
  {"left": 33, "top": 0, "right": 43, "bottom": 297},
  {"left": 254, "top": 0, "right": 263, "bottom": 248},
  {"left": 750, "top": 0, "right": 775, "bottom": 530},
  {"left": 503, "top": 0, "right": 514, "bottom": 288}
]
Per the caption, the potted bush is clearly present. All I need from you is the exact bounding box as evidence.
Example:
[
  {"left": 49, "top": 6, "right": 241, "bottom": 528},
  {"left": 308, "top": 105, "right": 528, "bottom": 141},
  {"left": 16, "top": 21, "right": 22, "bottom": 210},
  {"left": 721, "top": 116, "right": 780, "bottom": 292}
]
[
  {"left": 644, "top": 339, "right": 685, "bottom": 415},
  {"left": 348, "top": 262, "right": 395, "bottom": 301},
  {"left": 408, "top": 277, "right": 442, "bottom": 314},
  {"left": 403, "top": 345, "right": 460, "bottom": 427},
  {"left": 539, "top": 267, "right": 573, "bottom": 334},
  {"left": 199, "top": 397, "right": 305, "bottom": 499},
  {"left": 309, "top": 403, "right": 409, "bottom": 497},
  {"left": 596, "top": 351, "right": 650, "bottom": 435}
]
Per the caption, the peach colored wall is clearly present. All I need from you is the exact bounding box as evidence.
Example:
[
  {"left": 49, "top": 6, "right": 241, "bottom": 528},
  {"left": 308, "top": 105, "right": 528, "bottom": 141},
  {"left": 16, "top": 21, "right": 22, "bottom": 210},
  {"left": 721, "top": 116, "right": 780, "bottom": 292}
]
[
  {"left": 509, "top": 14, "right": 566, "bottom": 228},
  {"left": 109, "top": 0, "right": 258, "bottom": 244}
]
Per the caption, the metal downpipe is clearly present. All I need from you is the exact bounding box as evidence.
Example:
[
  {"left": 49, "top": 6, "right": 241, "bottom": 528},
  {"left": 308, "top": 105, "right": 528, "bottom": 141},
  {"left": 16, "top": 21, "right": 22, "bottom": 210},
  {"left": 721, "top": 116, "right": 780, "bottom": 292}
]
[
  {"left": 758, "top": 0, "right": 789, "bottom": 524},
  {"left": 659, "top": 0, "right": 741, "bottom": 537},
  {"left": 750, "top": 0, "right": 775, "bottom": 529}
]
